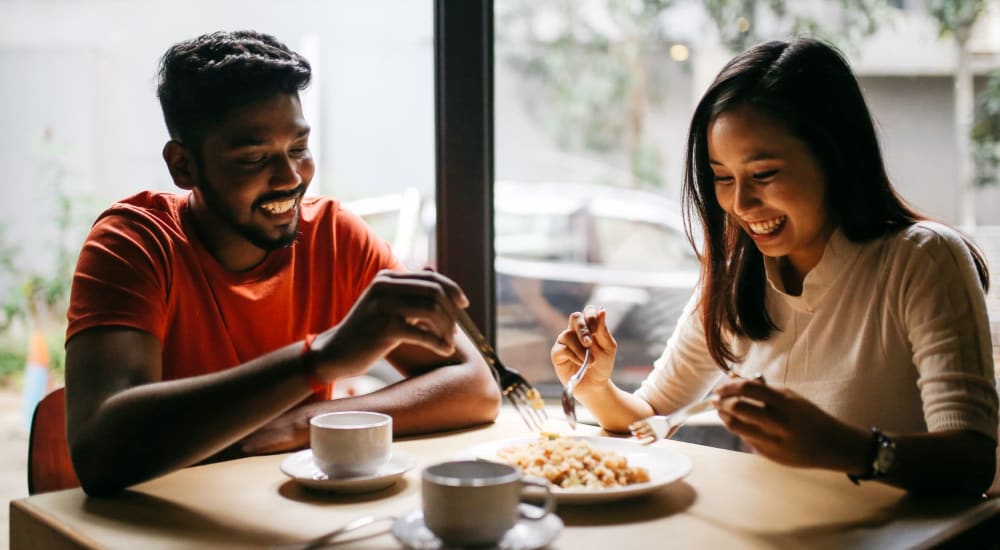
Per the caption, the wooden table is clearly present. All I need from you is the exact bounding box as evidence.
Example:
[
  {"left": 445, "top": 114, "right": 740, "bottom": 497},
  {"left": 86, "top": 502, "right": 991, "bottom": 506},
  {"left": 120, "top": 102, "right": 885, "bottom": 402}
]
[{"left": 9, "top": 408, "right": 999, "bottom": 549}]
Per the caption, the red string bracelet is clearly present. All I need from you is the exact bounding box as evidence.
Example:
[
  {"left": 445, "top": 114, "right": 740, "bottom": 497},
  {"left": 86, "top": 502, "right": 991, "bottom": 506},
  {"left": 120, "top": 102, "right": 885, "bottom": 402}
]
[{"left": 301, "top": 333, "right": 328, "bottom": 393}]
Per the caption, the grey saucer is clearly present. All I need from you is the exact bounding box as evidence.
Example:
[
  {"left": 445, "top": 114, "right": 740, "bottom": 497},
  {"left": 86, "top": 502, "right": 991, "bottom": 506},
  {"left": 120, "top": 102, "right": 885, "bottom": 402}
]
[
  {"left": 391, "top": 505, "right": 562, "bottom": 550},
  {"left": 280, "top": 449, "right": 416, "bottom": 493}
]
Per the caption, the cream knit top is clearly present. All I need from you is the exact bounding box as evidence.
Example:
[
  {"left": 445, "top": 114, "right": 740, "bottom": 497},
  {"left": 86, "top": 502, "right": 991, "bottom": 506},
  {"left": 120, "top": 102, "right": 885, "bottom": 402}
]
[{"left": 636, "top": 222, "right": 998, "bottom": 440}]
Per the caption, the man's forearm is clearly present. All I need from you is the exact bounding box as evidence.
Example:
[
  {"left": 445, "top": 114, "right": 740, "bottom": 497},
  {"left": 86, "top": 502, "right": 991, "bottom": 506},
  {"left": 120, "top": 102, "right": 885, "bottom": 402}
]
[
  {"left": 71, "top": 341, "right": 313, "bottom": 496},
  {"left": 339, "top": 360, "right": 500, "bottom": 434}
]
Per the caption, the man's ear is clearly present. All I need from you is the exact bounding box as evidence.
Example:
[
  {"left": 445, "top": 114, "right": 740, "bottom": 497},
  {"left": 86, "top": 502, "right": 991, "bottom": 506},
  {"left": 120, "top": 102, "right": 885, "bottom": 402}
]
[{"left": 163, "top": 140, "right": 196, "bottom": 190}]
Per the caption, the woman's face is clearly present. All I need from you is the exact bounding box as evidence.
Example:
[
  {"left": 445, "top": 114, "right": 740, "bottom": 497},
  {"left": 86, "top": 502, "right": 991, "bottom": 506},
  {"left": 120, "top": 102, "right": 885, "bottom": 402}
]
[{"left": 708, "top": 104, "right": 835, "bottom": 279}]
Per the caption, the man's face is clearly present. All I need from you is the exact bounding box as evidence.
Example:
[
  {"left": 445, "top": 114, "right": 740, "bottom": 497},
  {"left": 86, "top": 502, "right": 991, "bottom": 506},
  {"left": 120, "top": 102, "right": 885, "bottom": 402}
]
[{"left": 190, "top": 93, "right": 314, "bottom": 252}]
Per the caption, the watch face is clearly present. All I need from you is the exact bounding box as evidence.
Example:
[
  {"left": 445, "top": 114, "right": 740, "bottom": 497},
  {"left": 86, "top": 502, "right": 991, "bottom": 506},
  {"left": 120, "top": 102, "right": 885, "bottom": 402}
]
[{"left": 874, "top": 440, "right": 896, "bottom": 475}]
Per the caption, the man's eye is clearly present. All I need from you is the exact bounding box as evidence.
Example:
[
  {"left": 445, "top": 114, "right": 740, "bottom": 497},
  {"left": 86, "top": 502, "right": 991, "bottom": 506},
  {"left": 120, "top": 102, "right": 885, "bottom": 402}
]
[
  {"left": 290, "top": 147, "right": 309, "bottom": 158},
  {"left": 753, "top": 170, "right": 778, "bottom": 180},
  {"left": 238, "top": 155, "right": 266, "bottom": 165}
]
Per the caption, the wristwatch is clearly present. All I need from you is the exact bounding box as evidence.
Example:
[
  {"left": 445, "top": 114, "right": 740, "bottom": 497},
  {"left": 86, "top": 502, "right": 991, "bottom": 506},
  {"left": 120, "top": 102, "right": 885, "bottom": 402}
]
[{"left": 848, "top": 426, "right": 896, "bottom": 485}]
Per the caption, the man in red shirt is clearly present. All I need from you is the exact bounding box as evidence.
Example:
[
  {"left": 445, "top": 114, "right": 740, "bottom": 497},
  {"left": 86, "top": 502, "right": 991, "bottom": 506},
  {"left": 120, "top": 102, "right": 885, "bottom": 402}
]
[{"left": 65, "top": 30, "right": 500, "bottom": 496}]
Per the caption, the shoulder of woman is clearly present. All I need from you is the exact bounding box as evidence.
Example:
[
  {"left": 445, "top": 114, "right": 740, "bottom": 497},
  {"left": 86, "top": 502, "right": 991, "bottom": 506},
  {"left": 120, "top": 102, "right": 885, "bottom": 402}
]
[
  {"left": 874, "top": 222, "right": 986, "bottom": 290},
  {"left": 886, "top": 221, "right": 973, "bottom": 260}
]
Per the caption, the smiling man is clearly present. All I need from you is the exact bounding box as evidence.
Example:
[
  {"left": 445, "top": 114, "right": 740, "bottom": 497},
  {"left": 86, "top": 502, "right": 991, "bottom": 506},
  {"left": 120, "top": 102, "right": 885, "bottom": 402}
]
[{"left": 63, "top": 30, "right": 500, "bottom": 496}]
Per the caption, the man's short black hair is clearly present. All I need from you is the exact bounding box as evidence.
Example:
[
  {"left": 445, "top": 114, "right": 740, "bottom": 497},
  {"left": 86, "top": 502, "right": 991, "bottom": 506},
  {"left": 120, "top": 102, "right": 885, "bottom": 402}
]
[{"left": 156, "top": 30, "right": 312, "bottom": 148}]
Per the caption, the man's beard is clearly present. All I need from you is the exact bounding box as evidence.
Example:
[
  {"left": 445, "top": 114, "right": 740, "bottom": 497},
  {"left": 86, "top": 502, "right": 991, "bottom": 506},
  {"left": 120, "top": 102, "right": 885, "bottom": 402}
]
[{"left": 195, "top": 163, "right": 302, "bottom": 251}]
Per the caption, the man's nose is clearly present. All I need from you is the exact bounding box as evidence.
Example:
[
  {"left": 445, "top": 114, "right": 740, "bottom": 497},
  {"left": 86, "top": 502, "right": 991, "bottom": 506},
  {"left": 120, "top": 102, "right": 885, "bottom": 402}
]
[{"left": 270, "top": 154, "right": 302, "bottom": 189}]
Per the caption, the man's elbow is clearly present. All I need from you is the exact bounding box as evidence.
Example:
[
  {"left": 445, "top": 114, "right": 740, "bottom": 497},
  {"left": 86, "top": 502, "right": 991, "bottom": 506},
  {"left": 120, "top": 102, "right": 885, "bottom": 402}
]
[
  {"left": 462, "top": 362, "right": 502, "bottom": 423},
  {"left": 70, "top": 434, "right": 149, "bottom": 497},
  {"left": 71, "top": 443, "right": 125, "bottom": 497}
]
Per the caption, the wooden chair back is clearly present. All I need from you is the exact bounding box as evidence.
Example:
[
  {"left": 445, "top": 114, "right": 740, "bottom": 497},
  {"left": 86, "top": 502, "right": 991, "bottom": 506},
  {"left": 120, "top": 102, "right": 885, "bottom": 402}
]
[{"left": 28, "top": 387, "right": 80, "bottom": 494}]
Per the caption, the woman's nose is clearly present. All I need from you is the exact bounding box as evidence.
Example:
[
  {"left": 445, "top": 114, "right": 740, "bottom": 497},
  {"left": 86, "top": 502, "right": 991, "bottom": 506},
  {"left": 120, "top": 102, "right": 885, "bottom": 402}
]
[{"left": 732, "top": 179, "right": 760, "bottom": 214}]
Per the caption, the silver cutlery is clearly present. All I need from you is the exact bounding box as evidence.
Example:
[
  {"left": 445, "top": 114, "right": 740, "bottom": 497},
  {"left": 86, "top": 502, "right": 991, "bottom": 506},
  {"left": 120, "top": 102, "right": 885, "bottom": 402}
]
[
  {"left": 628, "top": 397, "right": 716, "bottom": 444},
  {"left": 629, "top": 372, "right": 765, "bottom": 444},
  {"left": 455, "top": 308, "right": 547, "bottom": 431},
  {"left": 561, "top": 348, "right": 591, "bottom": 430},
  {"left": 271, "top": 514, "right": 396, "bottom": 550}
]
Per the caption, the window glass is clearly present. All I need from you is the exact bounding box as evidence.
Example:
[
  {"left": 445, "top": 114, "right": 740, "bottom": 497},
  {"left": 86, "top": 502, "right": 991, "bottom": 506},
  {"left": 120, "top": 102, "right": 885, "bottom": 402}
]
[{"left": 494, "top": 0, "right": 1000, "bottom": 392}]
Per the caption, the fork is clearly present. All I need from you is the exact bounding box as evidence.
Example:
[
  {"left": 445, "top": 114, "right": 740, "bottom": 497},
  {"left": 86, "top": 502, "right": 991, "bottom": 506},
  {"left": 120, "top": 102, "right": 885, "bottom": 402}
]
[
  {"left": 561, "top": 348, "right": 591, "bottom": 430},
  {"left": 628, "top": 397, "right": 717, "bottom": 445},
  {"left": 629, "top": 372, "right": 765, "bottom": 444},
  {"left": 455, "top": 308, "right": 547, "bottom": 431}
]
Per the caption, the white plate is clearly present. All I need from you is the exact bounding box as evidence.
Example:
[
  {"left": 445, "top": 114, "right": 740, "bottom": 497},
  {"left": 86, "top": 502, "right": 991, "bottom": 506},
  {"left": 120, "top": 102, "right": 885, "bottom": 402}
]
[
  {"left": 392, "top": 505, "right": 562, "bottom": 550},
  {"left": 280, "top": 449, "right": 416, "bottom": 493},
  {"left": 455, "top": 436, "right": 691, "bottom": 504}
]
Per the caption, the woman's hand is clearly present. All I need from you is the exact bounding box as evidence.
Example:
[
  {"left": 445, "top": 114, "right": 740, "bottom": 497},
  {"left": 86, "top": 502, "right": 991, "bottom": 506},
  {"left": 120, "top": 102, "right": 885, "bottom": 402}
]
[
  {"left": 714, "top": 378, "right": 869, "bottom": 472},
  {"left": 551, "top": 305, "right": 618, "bottom": 398}
]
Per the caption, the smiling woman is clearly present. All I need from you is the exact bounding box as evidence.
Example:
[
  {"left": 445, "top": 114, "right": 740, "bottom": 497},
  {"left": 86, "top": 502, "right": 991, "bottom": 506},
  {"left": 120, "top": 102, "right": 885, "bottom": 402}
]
[
  {"left": 549, "top": 37, "right": 998, "bottom": 497},
  {"left": 708, "top": 104, "right": 836, "bottom": 294}
]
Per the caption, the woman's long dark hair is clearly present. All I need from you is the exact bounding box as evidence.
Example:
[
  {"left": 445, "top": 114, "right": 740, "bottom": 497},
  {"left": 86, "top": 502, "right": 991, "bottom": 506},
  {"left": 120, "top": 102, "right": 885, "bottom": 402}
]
[{"left": 681, "top": 37, "right": 990, "bottom": 369}]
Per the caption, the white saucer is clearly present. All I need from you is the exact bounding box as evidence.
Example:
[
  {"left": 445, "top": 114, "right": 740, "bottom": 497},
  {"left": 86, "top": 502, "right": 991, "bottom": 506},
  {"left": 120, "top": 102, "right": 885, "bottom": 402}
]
[
  {"left": 391, "top": 505, "right": 562, "bottom": 550},
  {"left": 280, "top": 449, "right": 416, "bottom": 493}
]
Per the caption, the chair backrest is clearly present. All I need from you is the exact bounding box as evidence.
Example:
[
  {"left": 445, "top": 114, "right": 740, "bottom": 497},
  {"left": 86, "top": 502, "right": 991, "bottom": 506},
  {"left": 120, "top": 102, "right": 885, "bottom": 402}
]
[{"left": 28, "top": 387, "right": 80, "bottom": 494}]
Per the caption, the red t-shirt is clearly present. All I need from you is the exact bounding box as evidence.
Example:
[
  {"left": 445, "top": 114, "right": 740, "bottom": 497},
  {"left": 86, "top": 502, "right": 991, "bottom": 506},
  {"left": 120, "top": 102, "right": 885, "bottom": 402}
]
[{"left": 66, "top": 191, "right": 402, "bottom": 399}]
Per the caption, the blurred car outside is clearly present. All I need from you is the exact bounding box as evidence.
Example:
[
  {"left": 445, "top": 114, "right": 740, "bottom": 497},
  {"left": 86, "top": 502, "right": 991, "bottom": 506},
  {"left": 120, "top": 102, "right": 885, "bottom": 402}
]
[{"left": 341, "top": 181, "right": 700, "bottom": 396}]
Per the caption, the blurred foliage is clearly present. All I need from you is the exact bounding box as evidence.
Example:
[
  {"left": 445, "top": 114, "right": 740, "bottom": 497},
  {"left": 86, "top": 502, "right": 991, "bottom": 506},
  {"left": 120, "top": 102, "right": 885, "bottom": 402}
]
[
  {"left": 927, "top": 0, "right": 986, "bottom": 42},
  {"left": 927, "top": 0, "right": 997, "bottom": 188},
  {"left": 497, "top": 0, "right": 888, "bottom": 191},
  {"left": 0, "top": 130, "right": 97, "bottom": 383},
  {"left": 704, "top": 0, "right": 886, "bottom": 54},
  {"left": 498, "top": 0, "right": 674, "bottom": 189},
  {"left": 0, "top": 347, "right": 25, "bottom": 385},
  {"left": 973, "top": 70, "right": 1000, "bottom": 187}
]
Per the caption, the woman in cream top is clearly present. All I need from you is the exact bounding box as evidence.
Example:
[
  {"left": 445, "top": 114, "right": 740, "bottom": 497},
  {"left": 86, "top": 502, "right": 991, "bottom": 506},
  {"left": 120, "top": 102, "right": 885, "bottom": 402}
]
[{"left": 551, "top": 38, "right": 998, "bottom": 495}]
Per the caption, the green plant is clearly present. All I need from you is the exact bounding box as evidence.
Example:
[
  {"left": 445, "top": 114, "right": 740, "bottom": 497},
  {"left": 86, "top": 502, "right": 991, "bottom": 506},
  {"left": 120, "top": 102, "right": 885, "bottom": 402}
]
[
  {"left": 497, "top": 0, "right": 888, "bottom": 191},
  {"left": 973, "top": 69, "right": 1000, "bottom": 187},
  {"left": 0, "top": 346, "right": 25, "bottom": 385},
  {"left": 0, "top": 130, "right": 95, "bottom": 384}
]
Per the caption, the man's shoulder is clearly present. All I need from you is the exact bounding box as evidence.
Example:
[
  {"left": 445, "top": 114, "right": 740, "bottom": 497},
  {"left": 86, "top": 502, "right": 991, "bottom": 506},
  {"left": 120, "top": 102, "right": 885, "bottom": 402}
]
[
  {"left": 98, "top": 190, "right": 187, "bottom": 227},
  {"left": 87, "top": 190, "right": 189, "bottom": 250}
]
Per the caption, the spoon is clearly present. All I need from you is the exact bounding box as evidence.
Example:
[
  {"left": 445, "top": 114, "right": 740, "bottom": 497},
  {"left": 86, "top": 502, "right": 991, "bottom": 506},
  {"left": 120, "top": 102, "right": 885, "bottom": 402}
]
[{"left": 561, "top": 348, "right": 591, "bottom": 430}]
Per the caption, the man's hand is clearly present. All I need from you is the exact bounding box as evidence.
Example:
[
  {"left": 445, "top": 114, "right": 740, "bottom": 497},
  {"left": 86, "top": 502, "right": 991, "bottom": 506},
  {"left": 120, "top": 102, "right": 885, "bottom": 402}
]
[
  {"left": 238, "top": 405, "right": 311, "bottom": 454},
  {"left": 311, "top": 270, "right": 469, "bottom": 382}
]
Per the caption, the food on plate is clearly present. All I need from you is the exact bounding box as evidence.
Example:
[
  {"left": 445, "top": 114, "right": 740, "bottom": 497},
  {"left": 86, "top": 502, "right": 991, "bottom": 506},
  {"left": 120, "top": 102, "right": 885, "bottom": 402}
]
[
  {"left": 525, "top": 387, "right": 545, "bottom": 411},
  {"left": 496, "top": 433, "right": 650, "bottom": 489}
]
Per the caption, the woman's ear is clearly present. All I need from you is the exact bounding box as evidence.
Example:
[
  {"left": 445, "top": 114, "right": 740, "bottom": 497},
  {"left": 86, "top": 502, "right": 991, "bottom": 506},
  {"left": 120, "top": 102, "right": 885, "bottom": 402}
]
[{"left": 163, "top": 140, "right": 196, "bottom": 190}]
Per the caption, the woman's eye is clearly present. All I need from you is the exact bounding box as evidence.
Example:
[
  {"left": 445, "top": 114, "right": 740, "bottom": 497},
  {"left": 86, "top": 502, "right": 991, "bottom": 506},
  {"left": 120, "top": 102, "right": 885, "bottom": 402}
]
[
  {"left": 753, "top": 170, "right": 778, "bottom": 180},
  {"left": 713, "top": 174, "right": 734, "bottom": 184}
]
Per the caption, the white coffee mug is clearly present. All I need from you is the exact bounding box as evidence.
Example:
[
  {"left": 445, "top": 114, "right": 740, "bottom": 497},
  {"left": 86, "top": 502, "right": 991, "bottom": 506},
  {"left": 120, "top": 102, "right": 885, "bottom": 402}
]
[
  {"left": 309, "top": 411, "right": 392, "bottom": 478},
  {"left": 421, "top": 460, "right": 555, "bottom": 547}
]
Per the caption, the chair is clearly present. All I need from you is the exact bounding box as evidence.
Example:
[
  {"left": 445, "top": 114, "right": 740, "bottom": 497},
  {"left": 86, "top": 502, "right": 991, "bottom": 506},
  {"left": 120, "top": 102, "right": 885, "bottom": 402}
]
[{"left": 27, "top": 387, "right": 80, "bottom": 494}]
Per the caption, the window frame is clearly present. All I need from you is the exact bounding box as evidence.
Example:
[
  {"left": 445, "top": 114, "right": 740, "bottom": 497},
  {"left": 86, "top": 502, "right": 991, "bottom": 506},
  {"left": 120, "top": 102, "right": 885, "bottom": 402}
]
[{"left": 434, "top": 0, "right": 496, "bottom": 342}]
